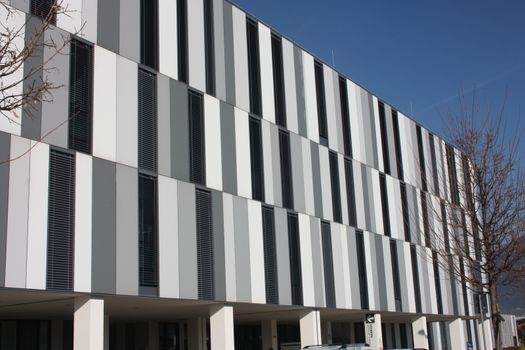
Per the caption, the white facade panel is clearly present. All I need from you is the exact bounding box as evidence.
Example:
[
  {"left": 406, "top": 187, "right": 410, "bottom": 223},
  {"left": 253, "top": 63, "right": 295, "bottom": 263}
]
[
  {"left": 387, "top": 176, "right": 401, "bottom": 240},
  {"left": 234, "top": 108, "right": 252, "bottom": 198},
  {"left": 187, "top": 0, "right": 206, "bottom": 92},
  {"left": 258, "top": 23, "right": 275, "bottom": 123},
  {"left": 302, "top": 138, "right": 315, "bottom": 216},
  {"left": 247, "top": 200, "right": 266, "bottom": 304},
  {"left": 57, "top": 0, "right": 82, "bottom": 34},
  {"left": 382, "top": 236, "right": 395, "bottom": 311},
  {"left": 371, "top": 169, "right": 384, "bottom": 235},
  {"left": 347, "top": 80, "right": 363, "bottom": 164},
  {"left": 81, "top": 0, "right": 98, "bottom": 43},
  {"left": 204, "top": 95, "right": 223, "bottom": 191},
  {"left": 299, "top": 213, "right": 315, "bottom": 307},
  {"left": 319, "top": 146, "right": 333, "bottom": 221},
  {"left": 340, "top": 225, "right": 353, "bottom": 309},
  {"left": 232, "top": 7, "right": 250, "bottom": 112},
  {"left": 324, "top": 66, "right": 338, "bottom": 152},
  {"left": 331, "top": 224, "right": 346, "bottom": 309},
  {"left": 363, "top": 231, "right": 376, "bottom": 311},
  {"left": 262, "top": 121, "right": 274, "bottom": 205},
  {"left": 223, "top": 193, "right": 237, "bottom": 302},
  {"left": 158, "top": 0, "right": 178, "bottom": 80},
  {"left": 353, "top": 161, "right": 366, "bottom": 230},
  {"left": 338, "top": 155, "right": 349, "bottom": 226},
  {"left": 282, "top": 38, "right": 298, "bottom": 134},
  {"left": 403, "top": 242, "right": 416, "bottom": 312},
  {"left": 116, "top": 56, "right": 138, "bottom": 168},
  {"left": 372, "top": 96, "right": 384, "bottom": 173},
  {"left": 302, "top": 52, "right": 319, "bottom": 143}
]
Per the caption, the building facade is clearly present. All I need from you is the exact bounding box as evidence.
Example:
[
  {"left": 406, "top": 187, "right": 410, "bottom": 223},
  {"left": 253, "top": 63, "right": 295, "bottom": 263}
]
[{"left": 0, "top": 0, "right": 494, "bottom": 349}]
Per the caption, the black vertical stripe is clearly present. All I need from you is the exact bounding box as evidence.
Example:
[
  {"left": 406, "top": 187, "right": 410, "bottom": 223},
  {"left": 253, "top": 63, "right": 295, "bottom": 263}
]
[
  {"left": 246, "top": 18, "right": 262, "bottom": 116},
  {"left": 390, "top": 240, "right": 402, "bottom": 311},
  {"left": 271, "top": 34, "right": 286, "bottom": 127},
  {"left": 30, "top": 0, "right": 56, "bottom": 23},
  {"left": 392, "top": 110, "right": 404, "bottom": 181},
  {"left": 339, "top": 76, "right": 353, "bottom": 158},
  {"left": 329, "top": 152, "right": 342, "bottom": 223},
  {"left": 321, "top": 221, "right": 335, "bottom": 308},
  {"left": 356, "top": 230, "right": 368, "bottom": 310},
  {"left": 400, "top": 182, "right": 411, "bottom": 242},
  {"left": 344, "top": 158, "right": 357, "bottom": 227},
  {"left": 262, "top": 206, "right": 278, "bottom": 304},
  {"left": 429, "top": 133, "right": 439, "bottom": 196},
  {"left": 287, "top": 213, "right": 302, "bottom": 306},
  {"left": 378, "top": 101, "right": 390, "bottom": 175},
  {"left": 138, "top": 68, "right": 158, "bottom": 173},
  {"left": 279, "top": 130, "right": 294, "bottom": 209},
  {"left": 139, "top": 173, "right": 158, "bottom": 287},
  {"left": 314, "top": 61, "right": 328, "bottom": 145},
  {"left": 410, "top": 244, "right": 422, "bottom": 313},
  {"left": 177, "top": 0, "right": 188, "bottom": 83},
  {"left": 189, "top": 90, "right": 205, "bottom": 185},
  {"left": 204, "top": 0, "right": 215, "bottom": 96},
  {"left": 379, "top": 173, "right": 391, "bottom": 237},
  {"left": 416, "top": 125, "right": 427, "bottom": 191},
  {"left": 196, "top": 189, "right": 214, "bottom": 300},
  {"left": 140, "top": 0, "right": 158, "bottom": 70},
  {"left": 249, "top": 117, "right": 265, "bottom": 201}
]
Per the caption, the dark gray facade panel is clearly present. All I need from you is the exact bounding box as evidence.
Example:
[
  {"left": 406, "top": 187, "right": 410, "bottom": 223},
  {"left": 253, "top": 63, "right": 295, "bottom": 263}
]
[
  {"left": 157, "top": 74, "right": 171, "bottom": 177},
  {"left": 97, "top": 0, "right": 120, "bottom": 52},
  {"left": 9, "top": 0, "right": 28, "bottom": 12},
  {"left": 21, "top": 15, "right": 43, "bottom": 141},
  {"left": 310, "top": 142, "right": 323, "bottom": 218},
  {"left": 365, "top": 168, "right": 377, "bottom": 234},
  {"left": 91, "top": 158, "right": 117, "bottom": 294},
  {"left": 213, "top": 0, "right": 226, "bottom": 101},
  {"left": 0, "top": 132, "right": 10, "bottom": 287},
  {"left": 408, "top": 186, "right": 420, "bottom": 244},
  {"left": 233, "top": 196, "right": 251, "bottom": 302},
  {"left": 212, "top": 190, "right": 226, "bottom": 301},
  {"left": 375, "top": 235, "right": 388, "bottom": 311},
  {"left": 367, "top": 92, "right": 379, "bottom": 169},
  {"left": 178, "top": 181, "right": 198, "bottom": 299},
  {"left": 310, "top": 217, "right": 325, "bottom": 307},
  {"left": 220, "top": 102, "right": 237, "bottom": 195},
  {"left": 222, "top": 2, "right": 236, "bottom": 106},
  {"left": 361, "top": 165, "right": 372, "bottom": 232},
  {"left": 290, "top": 133, "right": 305, "bottom": 213},
  {"left": 270, "top": 124, "right": 282, "bottom": 207},
  {"left": 119, "top": 0, "right": 140, "bottom": 62},
  {"left": 293, "top": 46, "right": 307, "bottom": 137},
  {"left": 170, "top": 79, "right": 190, "bottom": 182},
  {"left": 115, "top": 164, "right": 139, "bottom": 296},
  {"left": 346, "top": 226, "right": 361, "bottom": 307},
  {"left": 274, "top": 207, "right": 292, "bottom": 305}
]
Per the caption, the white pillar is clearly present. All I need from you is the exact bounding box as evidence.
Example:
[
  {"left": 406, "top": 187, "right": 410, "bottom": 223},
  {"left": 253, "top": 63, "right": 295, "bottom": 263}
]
[
  {"left": 261, "top": 320, "right": 278, "bottom": 350},
  {"left": 210, "top": 305, "right": 234, "bottom": 350},
  {"left": 74, "top": 296, "right": 105, "bottom": 350},
  {"left": 478, "top": 317, "right": 494, "bottom": 350},
  {"left": 188, "top": 317, "right": 207, "bottom": 350},
  {"left": 412, "top": 316, "right": 429, "bottom": 349},
  {"left": 300, "top": 310, "right": 322, "bottom": 348},
  {"left": 449, "top": 318, "right": 466, "bottom": 350},
  {"left": 364, "top": 313, "right": 383, "bottom": 349}
]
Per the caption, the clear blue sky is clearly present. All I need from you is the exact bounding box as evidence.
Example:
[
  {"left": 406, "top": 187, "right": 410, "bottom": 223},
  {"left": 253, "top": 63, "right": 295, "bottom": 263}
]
[{"left": 231, "top": 0, "right": 525, "bottom": 315}]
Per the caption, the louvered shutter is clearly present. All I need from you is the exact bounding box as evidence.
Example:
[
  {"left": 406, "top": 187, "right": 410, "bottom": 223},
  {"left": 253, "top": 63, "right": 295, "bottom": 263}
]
[
  {"left": 262, "top": 206, "right": 278, "bottom": 304},
  {"left": 321, "top": 221, "right": 335, "bottom": 308},
  {"left": 189, "top": 91, "right": 205, "bottom": 185},
  {"left": 410, "top": 244, "right": 422, "bottom": 313},
  {"left": 287, "top": 213, "right": 302, "bottom": 306},
  {"left": 139, "top": 174, "right": 158, "bottom": 287},
  {"left": 379, "top": 173, "right": 391, "bottom": 237},
  {"left": 329, "top": 151, "right": 342, "bottom": 223},
  {"left": 344, "top": 158, "right": 357, "bottom": 227},
  {"left": 279, "top": 130, "right": 293, "bottom": 209},
  {"left": 196, "top": 189, "right": 214, "bottom": 300},
  {"left": 390, "top": 239, "right": 402, "bottom": 311},
  {"left": 356, "top": 230, "right": 368, "bottom": 310},
  {"left": 249, "top": 117, "right": 265, "bottom": 201},
  {"left": 31, "top": 0, "right": 56, "bottom": 23},
  {"left": 47, "top": 149, "right": 75, "bottom": 291},
  {"left": 138, "top": 68, "right": 158, "bottom": 173}
]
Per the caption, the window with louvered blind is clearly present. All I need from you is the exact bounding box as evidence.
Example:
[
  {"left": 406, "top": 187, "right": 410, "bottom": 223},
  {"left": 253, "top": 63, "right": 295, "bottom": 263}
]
[
  {"left": 287, "top": 213, "right": 302, "bottom": 306},
  {"left": 30, "top": 0, "right": 56, "bottom": 23},
  {"left": 279, "top": 130, "right": 293, "bottom": 210},
  {"left": 138, "top": 68, "right": 158, "bottom": 173},
  {"left": 47, "top": 148, "right": 75, "bottom": 291},
  {"left": 262, "top": 206, "right": 278, "bottom": 304},
  {"left": 339, "top": 76, "right": 352, "bottom": 158},
  {"left": 446, "top": 144, "right": 460, "bottom": 205},
  {"left": 432, "top": 250, "right": 443, "bottom": 314},
  {"left": 139, "top": 173, "right": 158, "bottom": 288},
  {"left": 344, "top": 158, "right": 357, "bottom": 227},
  {"left": 314, "top": 60, "right": 328, "bottom": 146},
  {"left": 356, "top": 230, "right": 368, "bottom": 310},
  {"left": 410, "top": 244, "right": 422, "bottom": 313},
  {"left": 421, "top": 192, "right": 430, "bottom": 247},
  {"left": 321, "top": 221, "right": 335, "bottom": 308},
  {"left": 177, "top": 0, "right": 188, "bottom": 83},
  {"left": 249, "top": 116, "right": 265, "bottom": 201},
  {"left": 379, "top": 173, "right": 391, "bottom": 237},
  {"left": 68, "top": 39, "right": 93, "bottom": 154},
  {"left": 204, "top": 0, "right": 215, "bottom": 95},
  {"left": 189, "top": 90, "right": 205, "bottom": 185},
  {"left": 140, "top": 0, "right": 158, "bottom": 70},
  {"left": 400, "top": 182, "right": 410, "bottom": 242},
  {"left": 272, "top": 33, "right": 286, "bottom": 127},
  {"left": 390, "top": 239, "right": 402, "bottom": 311},
  {"left": 378, "top": 101, "right": 390, "bottom": 175},
  {"left": 392, "top": 109, "right": 404, "bottom": 181},
  {"left": 416, "top": 125, "right": 427, "bottom": 191},
  {"left": 196, "top": 189, "right": 214, "bottom": 300},
  {"left": 329, "top": 151, "right": 342, "bottom": 223},
  {"left": 246, "top": 18, "right": 261, "bottom": 116},
  {"left": 429, "top": 133, "right": 440, "bottom": 196}
]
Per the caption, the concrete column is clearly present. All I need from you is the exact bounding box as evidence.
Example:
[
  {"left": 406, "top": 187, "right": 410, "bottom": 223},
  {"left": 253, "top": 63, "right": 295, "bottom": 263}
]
[
  {"left": 74, "top": 296, "right": 105, "bottom": 350},
  {"left": 321, "top": 321, "right": 332, "bottom": 344},
  {"left": 210, "top": 305, "right": 234, "bottom": 350},
  {"left": 364, "top": 313, "right": 383, "bottom": 349},
  {"left": 478, "top": 317, "right": 494, "bottom": 350},
  {"left": 148, "top": 321, "right": 159, "bottom": 350},
  {"left": 188, "top": 317, "right": 207, "bottom": 350},
  {"left": 449, "top": 318, "right": 466, "bottom": 350},
  {"left": 300, "top": 310, "right": 322, "bottom": 348},
  {"left": 412, "top": 316, "right": 429, "bottom": 349},
  {"left": 261, "top": 320, "right": 278, "bottom": 350}
]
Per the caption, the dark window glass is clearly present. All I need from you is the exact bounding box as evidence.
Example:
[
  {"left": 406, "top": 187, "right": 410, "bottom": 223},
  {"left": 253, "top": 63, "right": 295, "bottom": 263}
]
[
  {"left": 204, "top": 0, "right": 215, "bottom": 95},
  {"left": 421, "top": 192, "right": 430, "bottom": 247},
  {"left": 31, "top": 0, "right": 56, "bottom": 23},
  {"left": 344, "top": 158, "right": 357, "bottom": 227},
  {"left": 271, "top": 34, "right": 286, "bottom": 127},
  {"left": 138, "top": 68, "right": 158, "bottom": 173},
  {"left": 246, "top": 18, "right": 262, "bottom": 116},
  {"left": 378, "top": 101, "right": 390, "bottom": 175},
  {"left": 196, "top": 189, "right": 214, "bottom": 300},
  {"left": 321, "top": 221, "right": 336, "bottom": 308},
  {"left": 47, "top": 149, "right": 75, "bottom": 291},
  {"left": 177, "top": 0, "right": 188, "bottom": 83},
  {"left": 446, "top": 144, "right": 460, "bottom": 205},
  {"left": 416, "top": 125, "right": 427, "bottom": 191},
  {"left": 287, "top": 213, "right": 302, "bottom": 306},
  {"left": 392, "top": 110, "right": 404, "bottom": 180},
  {"left": 314, "top": 60, "right": 328, "bottom": 145},
  {"left": 249, "top": 116, "right": 265, "bottom": 201},
  {"left": 433, "top": 251, "right": 443, "bottom": 314},
  {"left": 189, "top": 90, "right": 205, "bottom": 185},
  {"left": 354, "top": 323, "right": 365, "bottom": 343},
  {"left": 68, "top": 39, "right": 93, "bottom": 154},
  {"left": 400, "top": 182, "right": 410, "bottom": 242},
  {"left": 429, "top": 133, "right": 439, "bottom": 196},
  {"left": 410, "top": 244, "right": 422, "bottom": 313},
  {"left": 390, "top": 240, "right": 402, "bottom": 310},
  {"left": 279, "top": 130, "right": 294, "bottom": 209},
  {"left": 329, "top": 151, "right": 342, "bottom": 223},
  {"left": 338, "top": 76, "right": 352, "bottom": 157},
  {"left": 262, "top": 206, "right": 279, "bottom": 304},
  {"left": 139, "top": 173, "right": 158, "bottom": 288},
  {"left": 399, "top": 323, "right": 408, "bottom": 348},
  {"left": 140, "top": 0, "right": 158, "bottom": 70},
  {"left": 356, "top": 230, "right": 369, "bottom": 310},
  {"left": 379, "top": 173, "right": 391, "bottom": 237}
]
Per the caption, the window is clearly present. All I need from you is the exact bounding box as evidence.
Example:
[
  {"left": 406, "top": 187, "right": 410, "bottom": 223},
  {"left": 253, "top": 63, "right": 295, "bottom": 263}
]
[
  {"left": 47, "top": 149, "right": 75, "bottom": 291},
  {"left": 421, "top": 192, "right": 430, "bottom": 247},
  {"left": 390, "top": 240, "right": 402, "bottom": 311},
  {"left": 262, "top": 206, "right": 278, "bottom": 304},
  {"left": 314, "top": 60, "right": 328, "bottom": 145},
  {"left": 204, "top": 0, "right": 215, "bottom": 95},
  {"left": 344, "top": 158, "right": 357, "bottom": 227},
  {"left": 329, "top": 151, "right": 342, "bottom": 223},
  {"left": 196, "top": 189, "right": 214, "bottom": 300},
  {"left": 379, "top": 173, "right": 391, "bottom": 237},
  {"left": 416, "top": 125, "right": 427, "bottom": 191},
  {"left": 356, "top": 230, "right": 368, "bottom": 309},
  {"left": 400, "top": 182, "right": 410, "bottom": 242},
  {"left": 378, "top": 101, "right": 390, "bottom": 175},
  {"left": 321, "top": 221, "right": 336, "bottom": 308},
  {"left": 392, "top": 110, "right": 404, "bottom": 181},
  {"left": 399, "top": 323, "right": 408, "bottom": 348},
  {"left": 177, "top": 0, "right": 188, "bottom": 83},
  {"left": 446, "top": 144, "right": 460, "bottom": 205},
  {"left": 189, "top": 90, "right": 205, "bottom": 185},
  {"left": 271, "top": 34, "right": 286, "bottom": 127},
  {"left": 279, "top": 130, "right": 294, "bottom": 209},
  {"left": 68, "top": 39, "right": 93, "bottom": 154},
  {"left": 429, "top": 133, "right": 439, "bottom": 196},
  {"left": 246, "top": 18, "right": 262, "bottom": 116},
  {"left": 432, "top": 251, "right": 443, "bottom": 314},
  {"left": 138, "top": 68, "right": 158, "bottom": 173},
  {"left": 140, "top": 0, "right": 158, "bottom": 70},
  {"left": 139, "top": 173, "right": 158, "bottom": 289},
  {"left": 249, "top": 116, "right": 265, "bottom": 201},
  {"left": 287, "top": 213, "right": 302, "bottom": 306},
  {"left": 31, "top": 0, "right": 56, "bottom": 23},
  {"left": 410, "top": 244, "right": 422, "bottom": 313},
  {"left": 339, "top": 76, "right": 352, "bottom": 157}
]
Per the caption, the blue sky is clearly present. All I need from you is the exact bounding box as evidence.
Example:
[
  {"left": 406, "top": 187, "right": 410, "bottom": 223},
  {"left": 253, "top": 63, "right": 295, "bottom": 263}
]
[{"left": 231, "top": 0, "right": 525, "bottom": 314}]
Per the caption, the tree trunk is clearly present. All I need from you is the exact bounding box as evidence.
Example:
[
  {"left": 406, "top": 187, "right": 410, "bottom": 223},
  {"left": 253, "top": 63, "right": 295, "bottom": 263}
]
[{"left": 490, "top": 283, "right": 502, "bottom": 350}]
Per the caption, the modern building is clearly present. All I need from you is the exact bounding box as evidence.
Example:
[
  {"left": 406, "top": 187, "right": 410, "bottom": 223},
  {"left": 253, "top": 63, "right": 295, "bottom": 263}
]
[{"left": 0, "top": 0, "right": 494, "bottom": 349}]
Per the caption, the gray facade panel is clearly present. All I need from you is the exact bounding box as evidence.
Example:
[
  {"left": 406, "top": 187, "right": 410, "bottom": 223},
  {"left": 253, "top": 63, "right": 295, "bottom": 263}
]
[
  {"left": 178, "top": 181, "right": 198, "bottom": 299},
  {"left": 170, "top": 79, "right": 190, "bottom": 182},
  {"left": 384, "top": 103, "right": 398, "bottom": 179},
  {"left": 293, "top": 46, "right": 307, "bottom": 137},
  {"left": 310, "top": 142, "right": 323, "bottom": 218},
  {"left": 408, "top": 186, "right": 420, "bottom": 245},
  {"left": 115, "top": 164, "right": 139, "bottom": 296},
  {"left": 0, "top": 132, "right": 10, "bottom": 287},
  {"left": 397, "top": 240, "right": 410, "bottom": 313},
  {"left": 212, "top": 190, "right": 226, "bottom": 301},
  {"left": 361, "top": 165, "right": 372, "bottom": 232},
  {"left": 333, "top": 73, "right": 344, "bottom": 153},
  {"left": 310, "top": 217, "right": 325, "bottom": 307},
  {"left": 233, "top": 196, "right": 251, "bottom": 302},
  {"left": 97, "top": 0, "right": 120, "bottom": 52},
  {"left": 119, "top": 0, "right": 140, "bottom": 62},
  {"left": 346, "top": 226, "right": 361, "bottom": 307},
  {"left": 366, "top": 168, "right": 377, "bottom": 234},
  {"left": 9, "top": 0, "right": 28, "bottom": 12},
  {"left": 213, "top": 0, "right": 226, "bottom": 101},
  {"left": 368, "top": 232, "right": 380, "bottom": 308},
  {"left": 220, "top": 102, "right": 237, "bottom": 195},
  {"left": 367, "top": 92, "right": 379, "bottom": 169},
  {"left": 222, "top": 2, "right": 236, "bottom": 106},
  {"left": 157, "top": 74, "right": 171, "bottom": 177},
  {"left": 275, "top": 207, "right": 291, "bottom": 305},
  {"left": 91, "top": 158, "right": 117, "bottom": 294},
  {"left": 270, "top": 124, "right": 282, "bottom": 207},
  {"left": 375, "top": 235, "right": 388, "bottom": 311},
  {"left": 290, "top": 133, "right": 305, "bottom": 213}
]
